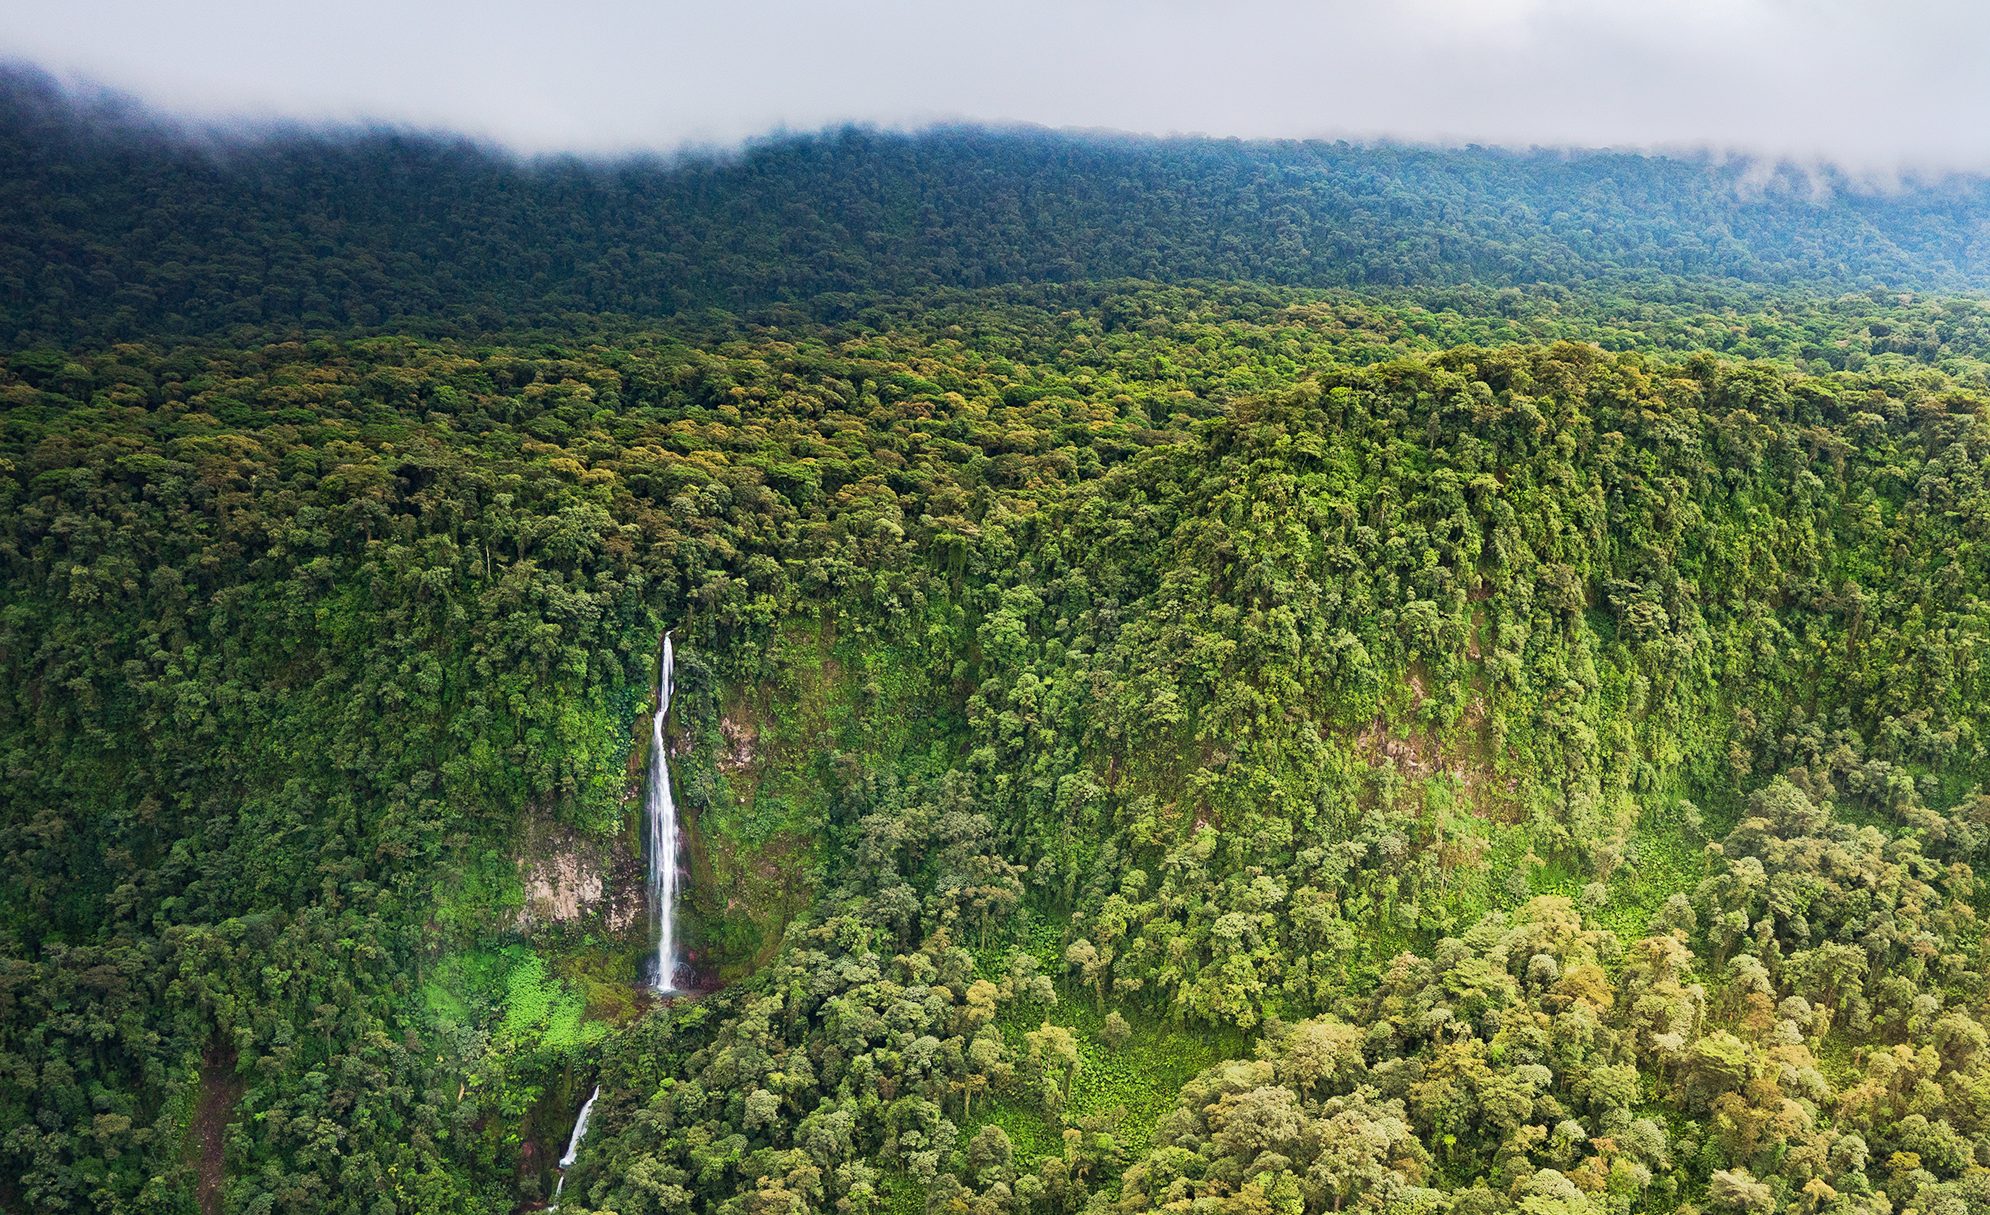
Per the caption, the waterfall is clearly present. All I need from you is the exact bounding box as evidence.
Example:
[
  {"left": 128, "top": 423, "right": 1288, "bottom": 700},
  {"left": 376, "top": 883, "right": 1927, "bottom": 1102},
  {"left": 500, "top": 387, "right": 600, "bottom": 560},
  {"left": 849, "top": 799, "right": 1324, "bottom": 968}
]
[
  {"left": 549, "top": 1084, "right": 600, "bottom": 1208},
  {"left": 556, "top": 1085, "right": 600, "bottom": 1169},
  {"left": 647, "top": 634, "right": 680, "bottom": 993}
]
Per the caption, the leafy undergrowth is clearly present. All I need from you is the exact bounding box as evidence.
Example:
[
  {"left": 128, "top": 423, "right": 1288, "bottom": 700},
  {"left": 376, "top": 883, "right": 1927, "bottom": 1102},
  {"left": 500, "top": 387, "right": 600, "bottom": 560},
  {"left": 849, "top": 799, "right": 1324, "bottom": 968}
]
[
  {"left": 973, "top": 989, "right": 1240, "bottom": 1183},
  {"left": 880, "top": 989, "right": 1234, "bottom": 1215},
  {"left": 1590, "top": 810, "right": 1710, "bottom": 941},
  {"left": 423, "top": 946, "right": 612, "bottom": 1052}
]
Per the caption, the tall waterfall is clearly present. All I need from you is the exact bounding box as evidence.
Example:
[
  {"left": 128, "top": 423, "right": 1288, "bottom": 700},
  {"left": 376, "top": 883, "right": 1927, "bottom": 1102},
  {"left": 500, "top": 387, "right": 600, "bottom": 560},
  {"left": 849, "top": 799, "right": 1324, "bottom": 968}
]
[
  {"left": 647, "top": 635, "right": 680, "bottom": 993},
  {"left": 550, "top": 1084, "right": 600, "bottom": 1208}
]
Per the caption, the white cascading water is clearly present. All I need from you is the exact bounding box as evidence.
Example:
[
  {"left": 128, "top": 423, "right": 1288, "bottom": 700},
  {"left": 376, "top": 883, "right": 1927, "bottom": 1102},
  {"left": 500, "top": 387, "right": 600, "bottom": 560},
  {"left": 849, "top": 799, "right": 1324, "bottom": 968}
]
[
  {"left": 549, "top": 1084, "right": 600, "bottom": 1208},
  {"left": 647, "top": 634, "right": 680, "bottom": 993}
]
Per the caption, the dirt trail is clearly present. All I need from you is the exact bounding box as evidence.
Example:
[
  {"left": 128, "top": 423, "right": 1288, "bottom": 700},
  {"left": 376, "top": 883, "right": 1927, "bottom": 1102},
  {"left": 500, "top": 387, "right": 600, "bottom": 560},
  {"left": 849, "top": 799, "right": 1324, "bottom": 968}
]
[{"left": 192, "top": 1041, "right": 243, "bottom": 1215}]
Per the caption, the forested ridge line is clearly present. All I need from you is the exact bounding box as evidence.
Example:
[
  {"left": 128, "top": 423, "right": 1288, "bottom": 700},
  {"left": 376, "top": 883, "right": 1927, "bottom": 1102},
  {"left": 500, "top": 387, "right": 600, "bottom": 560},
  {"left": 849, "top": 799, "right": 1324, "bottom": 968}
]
[{"left": 12, "top": 64, "right": 1990, "bottom": 347}]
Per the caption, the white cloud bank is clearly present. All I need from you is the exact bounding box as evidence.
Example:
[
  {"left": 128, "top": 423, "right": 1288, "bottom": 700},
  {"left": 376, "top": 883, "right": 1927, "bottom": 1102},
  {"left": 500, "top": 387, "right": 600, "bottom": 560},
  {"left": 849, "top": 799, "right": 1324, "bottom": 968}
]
[{"left": 4, "top": 0, "right": 1988, "bottom": 171}]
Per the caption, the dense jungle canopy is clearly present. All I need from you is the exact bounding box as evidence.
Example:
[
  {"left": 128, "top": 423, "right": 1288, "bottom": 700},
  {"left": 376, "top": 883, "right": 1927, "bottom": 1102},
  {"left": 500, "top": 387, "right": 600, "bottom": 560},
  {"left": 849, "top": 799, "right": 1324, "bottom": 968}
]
[{"left": 5, "top": 65, "right": 1990, "bottom": 1215}]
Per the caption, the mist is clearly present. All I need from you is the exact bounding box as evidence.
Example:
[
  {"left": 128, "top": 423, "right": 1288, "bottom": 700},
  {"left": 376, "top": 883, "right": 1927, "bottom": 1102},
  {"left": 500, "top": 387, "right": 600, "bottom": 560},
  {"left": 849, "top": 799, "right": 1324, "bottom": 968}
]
[{"left": 6, "top": 0, "right": 1990, "bottom": 173}]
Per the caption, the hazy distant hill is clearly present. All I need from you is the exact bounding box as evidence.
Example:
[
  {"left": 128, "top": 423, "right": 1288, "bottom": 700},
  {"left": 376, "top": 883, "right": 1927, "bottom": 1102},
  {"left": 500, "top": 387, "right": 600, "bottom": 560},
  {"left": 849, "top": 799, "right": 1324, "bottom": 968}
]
[{"left": 6, "top": 64, "right": 1990, "bottom": 346}]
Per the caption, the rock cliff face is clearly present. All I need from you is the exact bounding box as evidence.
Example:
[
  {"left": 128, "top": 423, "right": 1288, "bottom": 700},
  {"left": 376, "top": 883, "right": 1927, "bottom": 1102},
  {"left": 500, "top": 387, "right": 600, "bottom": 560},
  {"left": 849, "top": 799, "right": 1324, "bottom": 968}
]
[{"left": 516, "top": 816, "right": 645, "bottom": 934}]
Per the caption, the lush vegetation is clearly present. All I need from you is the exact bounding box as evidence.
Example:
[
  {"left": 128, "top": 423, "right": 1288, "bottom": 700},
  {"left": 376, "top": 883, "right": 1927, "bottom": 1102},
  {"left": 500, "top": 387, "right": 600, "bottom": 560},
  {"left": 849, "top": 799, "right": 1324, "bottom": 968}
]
[{"left": 7, "top": 73, "right": 1990, "bottom": 1215}]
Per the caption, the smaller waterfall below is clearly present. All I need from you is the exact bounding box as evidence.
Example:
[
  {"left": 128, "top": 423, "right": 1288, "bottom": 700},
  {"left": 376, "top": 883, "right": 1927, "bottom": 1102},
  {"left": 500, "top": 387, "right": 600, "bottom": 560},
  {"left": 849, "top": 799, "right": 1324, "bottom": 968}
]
[
  {"left": 647, "top": 634, "right": 680, "bottom": 993},
  {"left": 557, "top": 1085, "right": 599, "bottom": 1169},
  {"left": 549, "top": 1085, "right": 600, "bottom": 1208}
]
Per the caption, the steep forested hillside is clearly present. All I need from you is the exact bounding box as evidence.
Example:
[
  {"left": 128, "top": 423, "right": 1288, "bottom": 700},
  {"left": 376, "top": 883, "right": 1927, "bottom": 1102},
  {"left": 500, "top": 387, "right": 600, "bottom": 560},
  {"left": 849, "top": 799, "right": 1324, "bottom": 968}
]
[
  {"left": 9, "top": 65, "right": 1990, "bottom": 346},
  {"left": 7, "top": 74, "right": 1990, "bottom": 1215}
]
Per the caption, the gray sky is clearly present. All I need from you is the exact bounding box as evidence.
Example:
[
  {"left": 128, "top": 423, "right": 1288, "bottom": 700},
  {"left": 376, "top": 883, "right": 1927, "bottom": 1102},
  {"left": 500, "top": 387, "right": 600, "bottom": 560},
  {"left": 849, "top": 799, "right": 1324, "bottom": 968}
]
[{"left": 5, "top": 0, "right": 1989, "bottom": 171}]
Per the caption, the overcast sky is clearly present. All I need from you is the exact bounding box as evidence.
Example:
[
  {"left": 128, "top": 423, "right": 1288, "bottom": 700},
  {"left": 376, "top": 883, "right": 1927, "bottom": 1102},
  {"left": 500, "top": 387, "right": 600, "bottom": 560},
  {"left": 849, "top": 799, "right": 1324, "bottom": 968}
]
[{"left": 5, "top": 0, "right": 1988, "bottom": 171}]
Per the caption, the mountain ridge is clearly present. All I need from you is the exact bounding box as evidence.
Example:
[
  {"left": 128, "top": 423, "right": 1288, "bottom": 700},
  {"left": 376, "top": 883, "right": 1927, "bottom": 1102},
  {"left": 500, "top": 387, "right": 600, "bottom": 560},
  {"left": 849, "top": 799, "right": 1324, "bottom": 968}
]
[{"left": 10, "top": 65, "right": 1990, "bottom": 348}]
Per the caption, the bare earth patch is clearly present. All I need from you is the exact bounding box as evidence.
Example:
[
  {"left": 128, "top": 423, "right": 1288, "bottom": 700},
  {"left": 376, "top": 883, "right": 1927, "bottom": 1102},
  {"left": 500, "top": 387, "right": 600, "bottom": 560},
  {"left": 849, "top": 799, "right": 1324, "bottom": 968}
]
[{"left": 192, "top": 1041, "right": 243, "bottom": 1215}]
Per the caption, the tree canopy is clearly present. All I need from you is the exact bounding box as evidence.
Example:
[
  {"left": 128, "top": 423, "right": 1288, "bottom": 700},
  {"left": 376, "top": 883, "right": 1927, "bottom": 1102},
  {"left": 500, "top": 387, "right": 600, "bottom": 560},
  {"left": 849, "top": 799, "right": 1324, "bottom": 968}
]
[{"left": 6, "top": 76, "right": 1990, "bottom": 1215}]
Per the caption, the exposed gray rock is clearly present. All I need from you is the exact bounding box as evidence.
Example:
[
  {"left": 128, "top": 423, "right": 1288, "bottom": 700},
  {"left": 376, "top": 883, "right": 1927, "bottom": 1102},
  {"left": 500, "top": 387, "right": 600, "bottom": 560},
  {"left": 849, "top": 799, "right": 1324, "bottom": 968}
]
[{"left": 516, "top": 818, "right": 643, "bottom": 933}]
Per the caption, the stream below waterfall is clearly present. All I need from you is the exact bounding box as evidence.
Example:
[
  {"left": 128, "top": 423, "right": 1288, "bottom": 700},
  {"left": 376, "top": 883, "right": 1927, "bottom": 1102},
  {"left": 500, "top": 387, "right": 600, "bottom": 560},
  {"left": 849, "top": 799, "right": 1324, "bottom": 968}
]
[{"left": 548, "top": 1084, "right": 599, "bottom": 1209}]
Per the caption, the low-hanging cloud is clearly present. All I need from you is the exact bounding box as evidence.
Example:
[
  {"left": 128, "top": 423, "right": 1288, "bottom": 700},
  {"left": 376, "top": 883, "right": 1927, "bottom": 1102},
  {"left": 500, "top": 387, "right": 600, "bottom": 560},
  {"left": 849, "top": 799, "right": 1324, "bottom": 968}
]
[{"left": 5, "top": 0, "right": 1990, "bottom": 173}]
